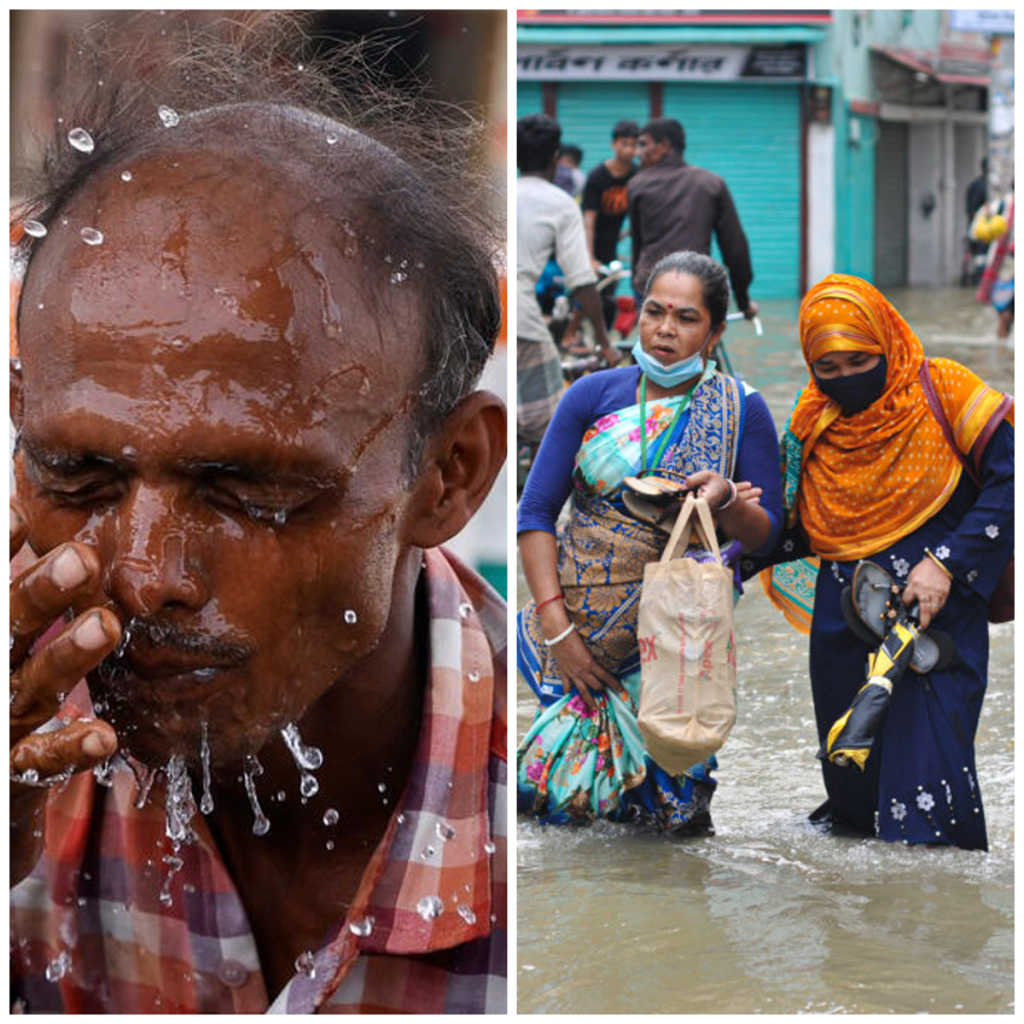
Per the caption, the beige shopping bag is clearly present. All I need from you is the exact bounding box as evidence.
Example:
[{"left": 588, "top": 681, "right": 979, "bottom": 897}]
[{"left": 637, "top": 493, "right": 737, "bottom": 774}]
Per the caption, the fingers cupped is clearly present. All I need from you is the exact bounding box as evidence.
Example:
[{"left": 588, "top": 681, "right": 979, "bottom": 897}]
[
  {"left": 11, "top": 718, "right": 118, "bottom": 781},
  {"left": 11, "top": 609, "right": 121, "bottom": 738},
  {"left": 10, "top": 543, "right": 102, "bottom": 652}
]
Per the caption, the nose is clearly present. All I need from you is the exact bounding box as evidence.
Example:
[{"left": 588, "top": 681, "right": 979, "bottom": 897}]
[{"left": 105, "top": 482, "right": 208, "bottom": 618}]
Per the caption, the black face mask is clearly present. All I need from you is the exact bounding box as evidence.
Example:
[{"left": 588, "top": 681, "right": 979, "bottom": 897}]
[{"left": 813, "top": 356, "right": 888, "bottom": 414}]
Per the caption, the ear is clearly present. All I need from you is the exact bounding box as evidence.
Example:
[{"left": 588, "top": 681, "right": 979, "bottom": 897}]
[{"left": 402, "top": 390, "right": 507, "bottom": 550}]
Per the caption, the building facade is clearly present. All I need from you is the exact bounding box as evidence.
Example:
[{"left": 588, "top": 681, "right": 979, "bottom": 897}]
[{"left": 517, "top": 9, "right": 1010, "bottom": 295}]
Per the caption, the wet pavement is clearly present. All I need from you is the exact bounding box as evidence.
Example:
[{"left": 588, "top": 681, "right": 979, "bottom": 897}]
[{"left": 516, "top": 286, "right": 1014, "bottom": 1014}]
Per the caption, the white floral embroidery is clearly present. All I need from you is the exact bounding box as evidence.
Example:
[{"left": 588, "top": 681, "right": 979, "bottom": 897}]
[
  {"left": 967, "top": 569, "right": 979, "bottom": 583},
  {"left": 832, "top": 562, "right": 844, "bottom": 582},
  {"left": 891, "top": 801, "right": 907, "bottom": 822},
  {"left": 783, "top": 538, "right": 795, "bottom": 553},
  {"left": 916, "top": 791, "right": 935, "bottom": 812},
  {"left": 985, "top": 524, "right": 1000, "bottom": 539},
  {"left": 936, "top": 545, "right": 950, "bottom": 559},
  {"left": 892, "top": 557, "right": 910, "bottom": 578}
]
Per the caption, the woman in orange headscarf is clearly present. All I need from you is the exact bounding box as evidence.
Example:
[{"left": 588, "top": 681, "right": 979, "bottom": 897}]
[{"left": 760, "top": 274, "right": 1013, "bottom": 850}]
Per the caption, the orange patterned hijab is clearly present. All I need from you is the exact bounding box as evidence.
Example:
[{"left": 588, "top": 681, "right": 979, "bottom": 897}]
[{"left": 790, "top": 274, "right": 1013, "bottom": 561}]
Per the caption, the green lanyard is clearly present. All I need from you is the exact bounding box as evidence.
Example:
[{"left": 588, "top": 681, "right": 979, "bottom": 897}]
[{"left": 638, "top": 373, "right": 701, "bottom": 474}]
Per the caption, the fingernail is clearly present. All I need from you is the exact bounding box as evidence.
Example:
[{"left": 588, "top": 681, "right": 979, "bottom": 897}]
[
  {"left": 82, "top": 731, "right": 112, "bottom": 758},
  {"left": 74, "top": 613, "right": 111, "bottom": 650},
  {"left": 50, "top": 547, "right": 89, "bottom": 590}
]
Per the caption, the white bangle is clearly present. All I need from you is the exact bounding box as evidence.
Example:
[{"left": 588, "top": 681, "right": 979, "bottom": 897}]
[
  {"left": 718, "top": 479, "right": 738, "bottom": 511},
  {"left": 544, "top": 622, "right": 576, "bottom": 647}
]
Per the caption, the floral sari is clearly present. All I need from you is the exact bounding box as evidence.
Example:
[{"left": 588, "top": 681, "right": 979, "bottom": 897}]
[{"left": 517, "top": 365, "right": 743, "bottom": 832}]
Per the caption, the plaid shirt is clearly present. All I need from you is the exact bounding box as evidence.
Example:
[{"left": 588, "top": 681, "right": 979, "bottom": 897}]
[{"left": 11, "top": 547, "right": 507, "bottom": 1013}]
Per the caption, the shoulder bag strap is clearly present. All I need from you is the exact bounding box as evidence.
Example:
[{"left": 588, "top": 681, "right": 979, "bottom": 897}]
[{"left": 917, "top": 359, "right": 981, "bottom": 487}]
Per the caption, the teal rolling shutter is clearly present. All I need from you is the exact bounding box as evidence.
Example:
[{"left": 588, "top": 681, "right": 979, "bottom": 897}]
[
  {"left": 518, "top": 81, "right": 544, "bottom": 118},
  {"left": 551, "top": 82, "right": 650, "bottom": 178},
  {"left": 663, "top": 83, "right": 802, "bottom": 299}
]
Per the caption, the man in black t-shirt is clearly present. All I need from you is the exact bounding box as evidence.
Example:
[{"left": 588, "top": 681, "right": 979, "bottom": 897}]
[{"left": 581, "top": 119, "right": 638, "bottom": 327}]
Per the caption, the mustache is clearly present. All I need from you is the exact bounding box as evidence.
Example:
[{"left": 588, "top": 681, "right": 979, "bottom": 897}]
[{"left": 111, "top": 616, "right": 254, "bottom": 665}]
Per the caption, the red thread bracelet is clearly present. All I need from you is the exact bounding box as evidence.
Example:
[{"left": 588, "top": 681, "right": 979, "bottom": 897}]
[{"left": 534, "top": 593, "right": 564, "bottom": 613}]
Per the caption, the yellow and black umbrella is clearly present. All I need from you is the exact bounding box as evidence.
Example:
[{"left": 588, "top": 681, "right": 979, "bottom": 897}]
[{"left": 825, "top": 561, "right": 955, "bottom": 770}]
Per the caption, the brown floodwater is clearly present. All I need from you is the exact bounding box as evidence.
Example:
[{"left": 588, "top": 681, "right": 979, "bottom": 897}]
[{"left": 516, "top": 287, "right": 1014, "bottom": 1014}]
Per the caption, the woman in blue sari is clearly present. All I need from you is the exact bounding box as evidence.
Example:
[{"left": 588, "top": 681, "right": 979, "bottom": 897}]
[{"left": 517, "top": 251, "right": 783, "bottom": 833}]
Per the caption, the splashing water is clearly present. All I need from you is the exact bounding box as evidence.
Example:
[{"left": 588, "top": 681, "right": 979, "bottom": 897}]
[
  {"left": 80, "top": 227, "right": 104, "bottom": 246},
  {"left": 344, "top": 609, "right": 358, "bottom": 625},
  {"left": 457, "top": 904, "right": 477, "bottom": 925},
  {"left": 242, "top": 755, "right": 270, "bottom": 836},
  {"left": 435, "top": 821, "right": 456, "bottom": 842},
  {"left": 300, "top": 773, "right": 319, "bottom": 799},
  {"left": 132, "top": 763, "right": 158, "bottom": 810},
  {"left": 158, "top": 105, "right": 180, "bottom": 128},
  {"left": 120, "top": 170, "right": 133, "bottom": 182},
  {"left": 159, "top": 852, "right": 184, "bottom": 907},
  {"left": 281, "top": 722, "right": 324, "bottom": 771},
  {"left": 416, "top": 895, "right": 444, "bottom": 921},
  {"left": 348, "top": 916, "right": 375, "bottom": 937},
  {"left": 199, "top": 722, "right": 214, "bottom": 815},
  {"left": 45, "top": 950, "right": 72, "bottom": 983},
  {"left": 68, "top": 127, "right": 95, "bottom": 153},
  {"left": 483, "top": 840, "right": 496, "bottom": 855},
  {"left": 294, "top": 950, "right": 316, "bottom": 978},
  {"left": 23, "top": 219, "right": 47, "bottom": 238},
  {"left": 164, "top": 755, "right": 197, "bottom": 844},
  {"left": 323, "top": 808, "right": 339, "bottom": 826}
]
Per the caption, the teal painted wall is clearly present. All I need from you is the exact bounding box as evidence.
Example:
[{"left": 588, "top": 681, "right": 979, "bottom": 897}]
[{"left": 833, "top": 98, "right": 877, "bottom": 281}]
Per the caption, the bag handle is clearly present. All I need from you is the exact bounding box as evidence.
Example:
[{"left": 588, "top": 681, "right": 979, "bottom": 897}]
[
  {"left": 660, "top": 494, "right": 725, "bottom": 566},
  {"left": 661, "top": 491, "right": 697, "bottom": 563}
]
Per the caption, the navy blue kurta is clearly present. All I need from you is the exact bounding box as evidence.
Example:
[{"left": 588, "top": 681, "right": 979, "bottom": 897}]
[{"left": 808, "top": 421, "right": 1013, "bottom": 850}]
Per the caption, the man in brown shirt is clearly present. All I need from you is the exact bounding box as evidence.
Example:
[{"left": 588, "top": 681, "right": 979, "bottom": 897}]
[{"left": 628, "top": 117, "right": 758, "bottom": 319}]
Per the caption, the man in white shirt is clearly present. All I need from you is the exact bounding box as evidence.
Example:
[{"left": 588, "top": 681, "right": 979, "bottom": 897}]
[{"left": 516, "top": 114, "right": 618, "bottom": 444}]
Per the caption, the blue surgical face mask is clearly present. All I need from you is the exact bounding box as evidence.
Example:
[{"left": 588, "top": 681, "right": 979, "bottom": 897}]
[
  {"left": 632, "top": 334, "right": 713, "bottom": 388},
  {"left": 813, "top": 355, "right": 888, "bottom": 414}
]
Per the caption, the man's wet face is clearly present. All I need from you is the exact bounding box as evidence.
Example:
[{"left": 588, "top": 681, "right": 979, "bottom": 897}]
[{"left": 14, "top": 144, "right": 427, "bottom": 770}]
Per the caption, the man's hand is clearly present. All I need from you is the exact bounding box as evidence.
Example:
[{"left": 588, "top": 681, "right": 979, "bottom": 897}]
[
  {"left": 10, "top": 500, "right": 120, "bottom": 885},
  {"left": 743, "top": 300, "right": 760, "bottom": 319}
]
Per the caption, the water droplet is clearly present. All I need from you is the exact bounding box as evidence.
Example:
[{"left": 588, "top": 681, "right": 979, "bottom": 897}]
[
  {"left": 416, "top": 895, "right": 444, "bottom": 921},
  {"left": 93, "top": 759, "right": 115, "bottom": 787},
  {"left": 297, "top": 63, "right": 305, "bottom": 71},
  {"left": 68, "top": 127, "right": 94, "bottom": 153},
  {"left": 300, "top": 773, "right": 319, "bottom": 799},
  {"left": 377, "top": 782, "right": 387, "bottom": 794},
  {"left": 120, "top": 170, "right": 133, "bottom": 182},
  {"left": 325, "top": 840, "right": 335, "bottom": 851},
  {"left": 344, "top": 609, "right": 358, "bottom": 625},
  {"left": 80, "top": 227, "right": 104, "bottom": 246},
  {"left": 396, "top": 812, "right": 406, "bottom": 825},
  {"left": 199, "top": 721, "right": 214, "bottom": 815},
  {"left": 45, "top": 950, "right": 72, "bottom": 982},
  {"left": 420, "top": 845, "right": 436, "bottom": 860},
  {"left": 242, "top": 754, "right": 270, "bottom": 836},
  {"left": 158, "top": 105, "right": 180, "bottom": 128},
  {"left": 23, "top": 219, "right": 47, "bottom": 238},
  {"left": 435, "top": 821, "right": 456, "bottom": 842},
  {"left": 294, "top": 950, "right": 316, "bottom": 978},
  {"left": 326, "top": 133, "right": 339, "bottom": 145},
  {"left": 322, "top": 808, "right": 339, "bottom": 826},
  {"left": 10, "top": 357, "right": 22, "bottom": 373},
  {"left": 348, "top": 916, "right": 374, "bottom": 937},
  {"left": 121, "top": 445, "right": 138, "bottom": 461},
  {"left": 390, "top": 270, "right": 408, "bottom": 285},
  {"left": 280, "top": 722, "right": 324, "bottom": 770},
  {"left": 468, "top": 669, "right": 481, "bottom": 683},
  {"left": 458, "top": 602, "right": 473, "bottom": 619},
  {"left": 483, "top": 840, "right": 496, "bottom": 855},
  {"left": 164, "top": 755, "right": 197, "bottom": 843},
  {"left": 273, "top": 509, "right": 287, "bottom": 527},
  {"left": 457, "top": 904, "right": 477, "bottom": 925}
]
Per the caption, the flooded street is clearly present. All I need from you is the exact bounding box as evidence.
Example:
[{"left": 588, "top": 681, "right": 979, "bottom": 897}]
[{"left": 516, "top": 287, "right": 1014, "bottom": 1014}]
